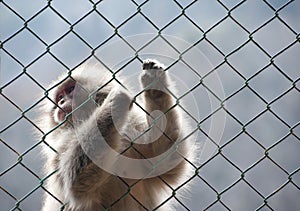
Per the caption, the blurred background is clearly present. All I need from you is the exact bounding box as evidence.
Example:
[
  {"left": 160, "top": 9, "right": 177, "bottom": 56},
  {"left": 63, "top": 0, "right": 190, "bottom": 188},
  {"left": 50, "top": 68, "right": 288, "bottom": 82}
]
[{"left": 1, "top": 0, "right": 299, "bottom": 210}]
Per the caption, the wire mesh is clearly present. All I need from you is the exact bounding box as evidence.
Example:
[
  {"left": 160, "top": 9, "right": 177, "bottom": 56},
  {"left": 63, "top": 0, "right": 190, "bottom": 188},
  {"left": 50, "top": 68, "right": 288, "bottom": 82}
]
[{"left": 1, "top": 0, "right": 299, "bottom": 210}]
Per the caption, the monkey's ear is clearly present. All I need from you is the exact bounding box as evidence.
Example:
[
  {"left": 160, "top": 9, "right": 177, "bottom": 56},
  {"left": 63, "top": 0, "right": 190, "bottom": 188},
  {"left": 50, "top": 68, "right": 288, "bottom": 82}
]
[{"left": 93, "top": 92, "right": 109, "bottom": 106}]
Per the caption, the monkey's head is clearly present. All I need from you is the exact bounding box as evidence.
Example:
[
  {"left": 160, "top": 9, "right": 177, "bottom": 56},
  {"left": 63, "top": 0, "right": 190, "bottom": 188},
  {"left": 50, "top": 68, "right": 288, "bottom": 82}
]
[
  {"left": 39, "top": 77, "right": 78, "bottom": 131},
  {"left": 40, "top": 67, "right": 114, "bottom": 131},
  {"left": 52, "top": 78, "right": 76, "bottom": 124}
]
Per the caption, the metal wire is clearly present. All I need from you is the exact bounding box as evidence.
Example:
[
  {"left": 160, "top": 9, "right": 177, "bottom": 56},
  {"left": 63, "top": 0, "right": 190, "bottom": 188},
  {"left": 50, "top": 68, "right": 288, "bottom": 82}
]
[{"left": 1, "top": 0, "right": 299, "bottom": 210}]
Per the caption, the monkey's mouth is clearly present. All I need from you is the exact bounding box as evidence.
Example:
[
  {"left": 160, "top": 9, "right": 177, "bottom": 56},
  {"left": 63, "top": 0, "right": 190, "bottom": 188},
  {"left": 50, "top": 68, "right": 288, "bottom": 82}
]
[{"left": 57, "top": 106, "right": 73, "bottom": 123}]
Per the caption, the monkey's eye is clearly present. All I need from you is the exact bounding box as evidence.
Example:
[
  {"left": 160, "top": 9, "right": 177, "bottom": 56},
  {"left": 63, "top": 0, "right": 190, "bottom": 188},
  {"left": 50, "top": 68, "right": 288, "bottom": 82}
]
[
  {"left": 68, "top": 85, "right": 75, "bottom": 94},
  {"left": 57, "top": 94, "right": 64, "bottom": 102}
]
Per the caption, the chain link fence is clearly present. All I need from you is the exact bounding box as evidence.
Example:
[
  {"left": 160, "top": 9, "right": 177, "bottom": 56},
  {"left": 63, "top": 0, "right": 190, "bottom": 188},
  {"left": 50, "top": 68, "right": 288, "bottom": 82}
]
[{"left": 1, "top": 0, "right": 300, "bottom": 210}]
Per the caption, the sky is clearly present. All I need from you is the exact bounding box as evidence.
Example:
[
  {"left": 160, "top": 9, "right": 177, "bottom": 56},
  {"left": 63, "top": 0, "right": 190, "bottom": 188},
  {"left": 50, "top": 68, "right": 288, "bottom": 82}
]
[{"left": 1, "top": 0, "right": 300, "bottom": 210}]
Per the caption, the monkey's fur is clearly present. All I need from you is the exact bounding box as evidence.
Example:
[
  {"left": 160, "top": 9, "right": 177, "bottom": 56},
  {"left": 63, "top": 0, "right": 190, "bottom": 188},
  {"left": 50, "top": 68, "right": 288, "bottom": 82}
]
[{"left": 39, "top": 60, "right": 195, "bottom": 211}]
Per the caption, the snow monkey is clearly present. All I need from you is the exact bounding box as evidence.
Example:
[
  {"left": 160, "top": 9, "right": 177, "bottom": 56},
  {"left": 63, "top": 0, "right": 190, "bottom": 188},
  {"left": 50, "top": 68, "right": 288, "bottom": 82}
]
[{"left": 39, "top": 59, "right": 196, "bottom": 211}]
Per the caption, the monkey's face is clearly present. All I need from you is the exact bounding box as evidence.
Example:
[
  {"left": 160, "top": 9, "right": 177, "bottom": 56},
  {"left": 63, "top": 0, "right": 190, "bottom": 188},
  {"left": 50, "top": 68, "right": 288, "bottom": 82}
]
[{"left": 53, "top": 80, "right": 76, "bottom": 124}]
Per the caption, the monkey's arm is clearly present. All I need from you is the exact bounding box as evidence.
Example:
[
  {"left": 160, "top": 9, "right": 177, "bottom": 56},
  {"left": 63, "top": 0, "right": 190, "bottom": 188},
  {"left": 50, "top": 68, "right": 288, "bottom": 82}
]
[
  {"left": 137, "top": 60, "right": 188, "bottom": 180},
  {"left": 59, "top": 89, "right": 132, "bottom": 201}
]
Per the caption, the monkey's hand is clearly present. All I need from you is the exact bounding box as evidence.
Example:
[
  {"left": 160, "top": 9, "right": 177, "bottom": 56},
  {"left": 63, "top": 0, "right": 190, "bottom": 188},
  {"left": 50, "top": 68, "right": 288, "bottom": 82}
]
[
  {"left": 141, "top": 59, "right": 167, "bottom": 88},
  {"left": 108, "top": 88, "right": 133, "bottom": 125},
  {"left": 140, "top": 59, "right": 169, "bottom": 97},
  {"left": 96, "top": 88, "right": 133, "bottom": 139}
]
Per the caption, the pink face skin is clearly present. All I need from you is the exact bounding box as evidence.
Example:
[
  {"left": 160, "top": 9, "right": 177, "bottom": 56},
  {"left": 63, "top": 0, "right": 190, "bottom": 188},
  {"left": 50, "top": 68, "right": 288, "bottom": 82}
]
[{"left": 53, "top": 81, "right": 75, "bottom": 123}]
